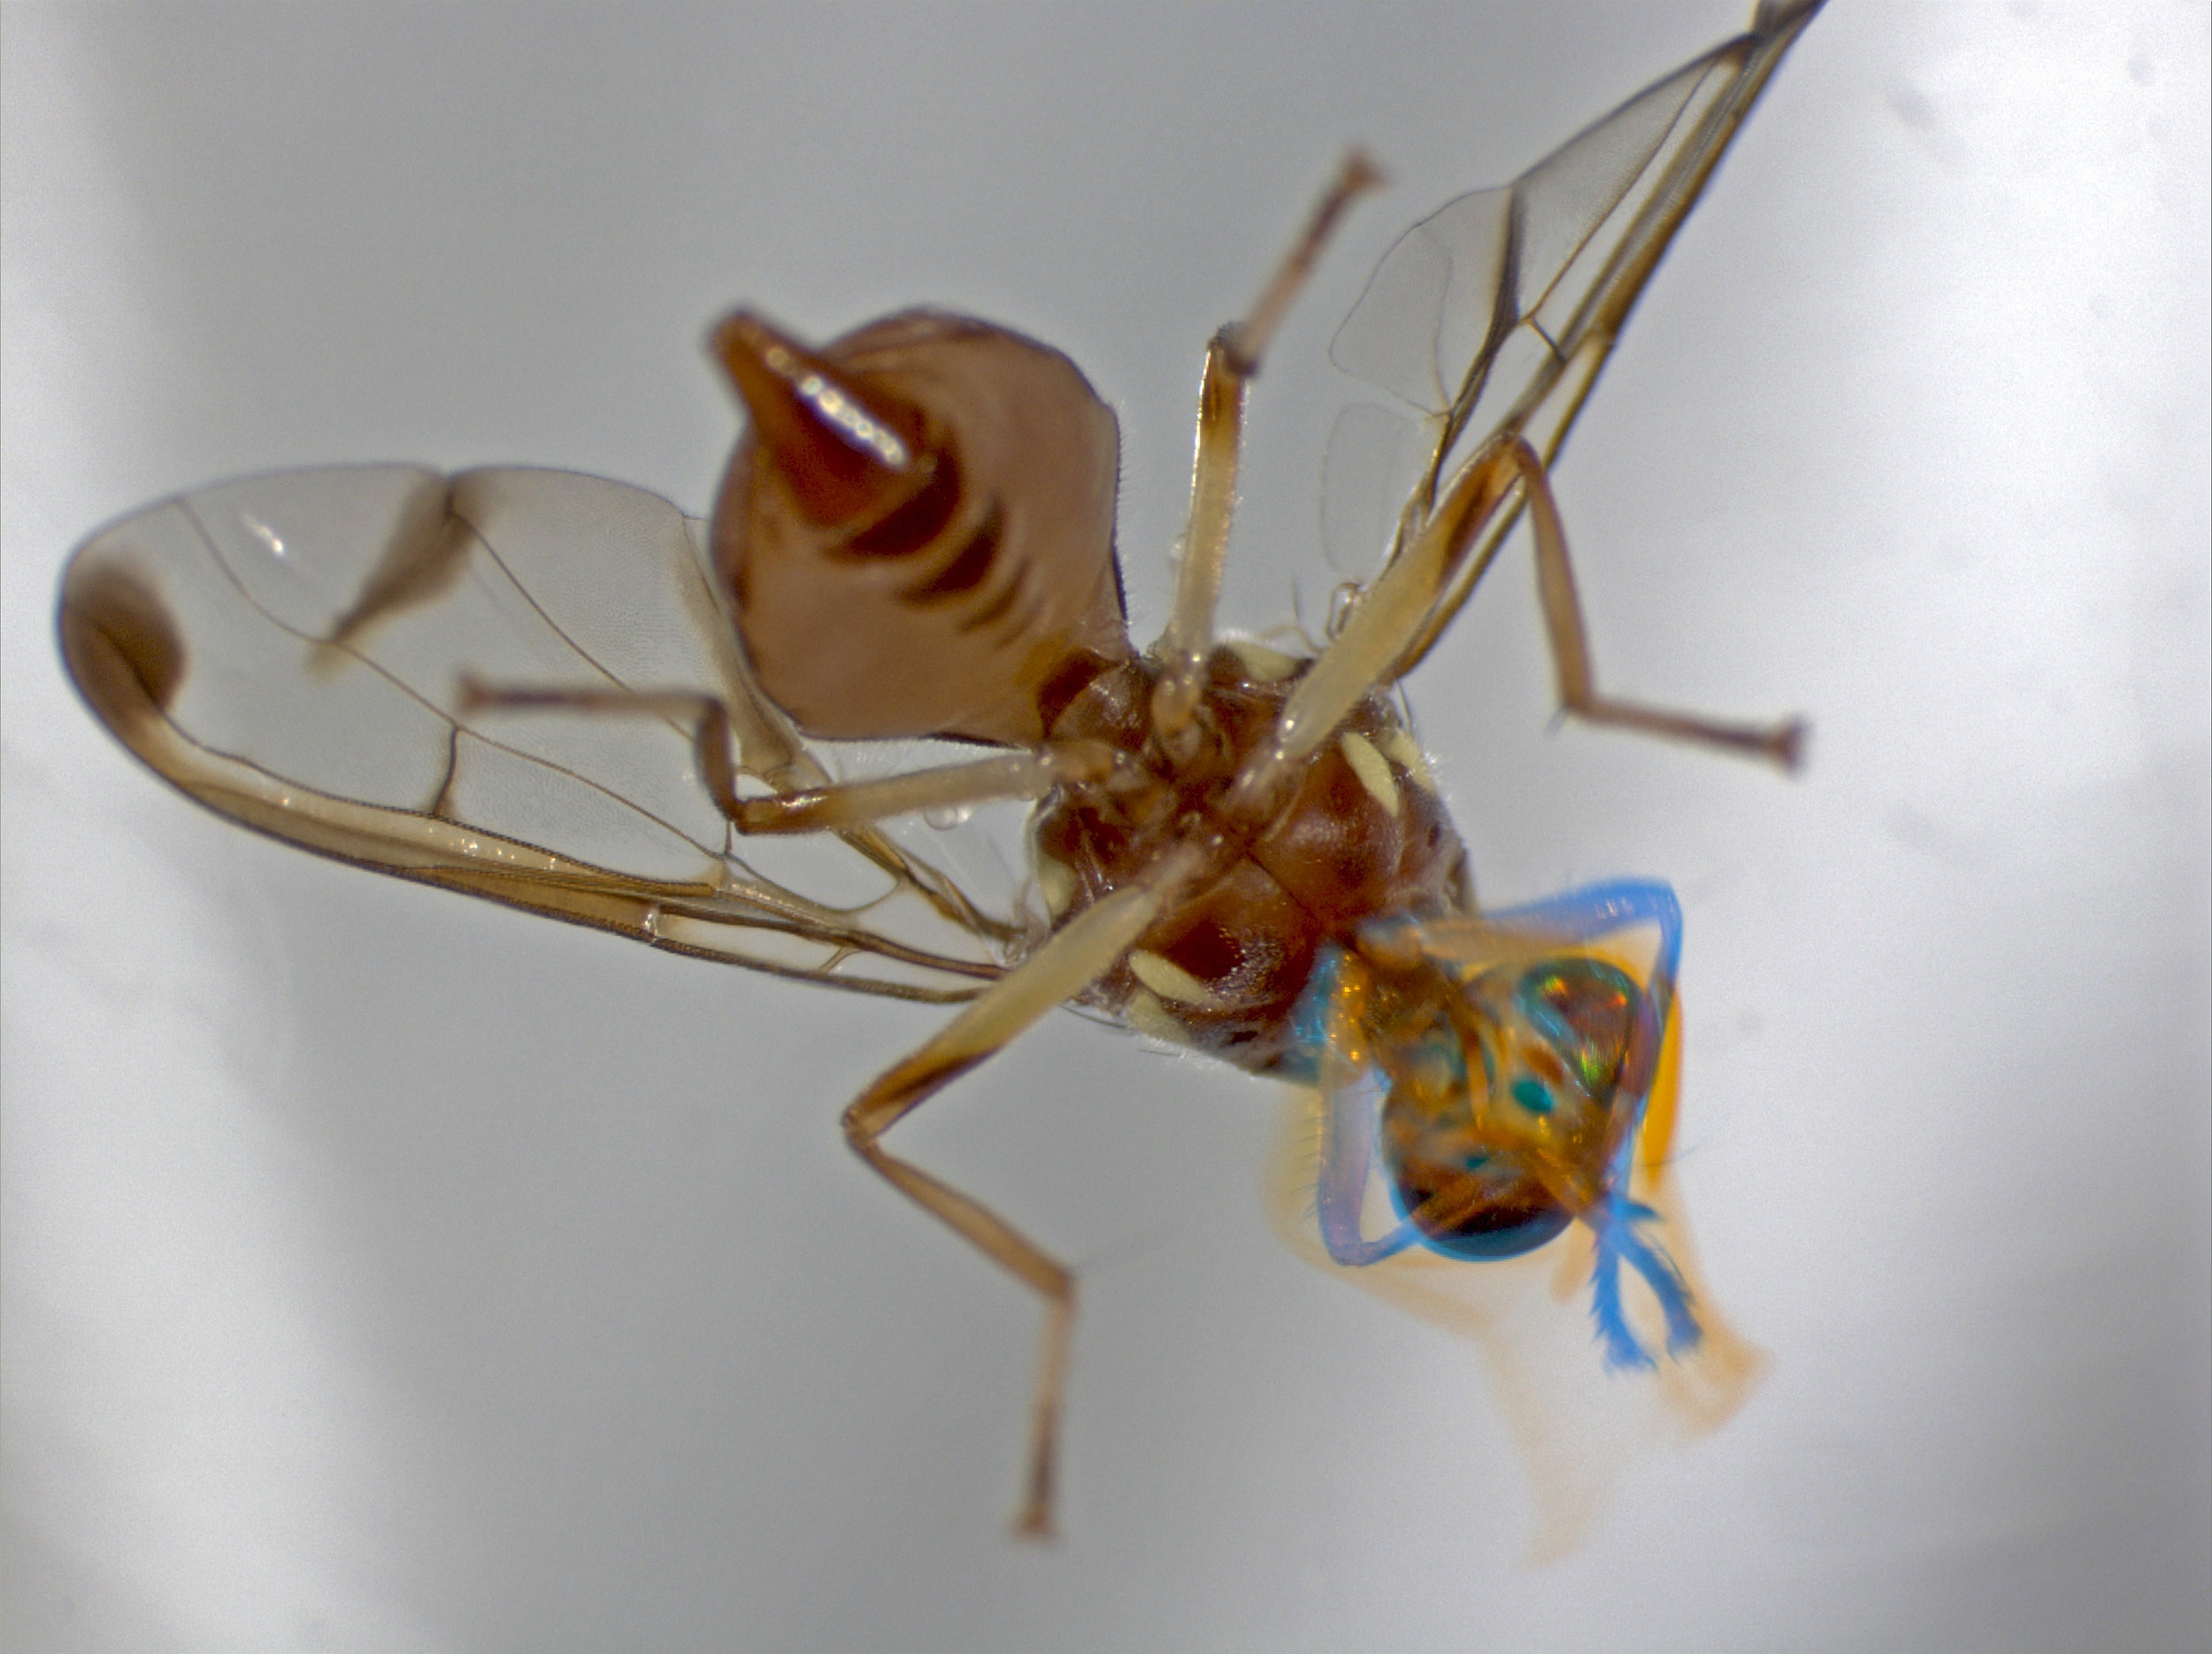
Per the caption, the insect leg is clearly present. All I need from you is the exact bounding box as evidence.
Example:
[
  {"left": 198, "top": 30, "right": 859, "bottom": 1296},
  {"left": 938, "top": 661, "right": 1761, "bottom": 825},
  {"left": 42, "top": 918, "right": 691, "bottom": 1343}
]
[
  {"left": 718, "top": 743, "right": 1122, "bottom": 835},
  {"left": 841, "top": 842, "right": 1208, "bottom": 1539},
  {"left": 1502, "top": 440, "right": 1806, "bottom": 770},
  {"left": 1262, "top": 437, "right": 1802, "bottom": 790},
  {"left": 459, "top": 677, "right": 1120, "bottom": 834},
  {"left": 1156, "top": 151, "right": 1384, "bottom": 737}
]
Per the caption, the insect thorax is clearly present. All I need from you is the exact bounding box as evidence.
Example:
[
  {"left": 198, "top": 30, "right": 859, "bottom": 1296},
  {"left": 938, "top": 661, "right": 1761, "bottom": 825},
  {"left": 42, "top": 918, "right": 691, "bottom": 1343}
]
[{"left": 1032, "top": 644, "right": 1467, "bottom": 1073}]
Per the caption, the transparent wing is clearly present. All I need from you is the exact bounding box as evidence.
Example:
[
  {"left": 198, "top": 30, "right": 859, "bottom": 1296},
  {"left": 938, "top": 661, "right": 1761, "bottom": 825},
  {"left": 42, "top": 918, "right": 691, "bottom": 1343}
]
[
  {"left": 1324, "top": 0, "right": 1822, "bottom": 649},
  {"left": 59, "top": 465, "right": 1016, "bottom": 1002}
]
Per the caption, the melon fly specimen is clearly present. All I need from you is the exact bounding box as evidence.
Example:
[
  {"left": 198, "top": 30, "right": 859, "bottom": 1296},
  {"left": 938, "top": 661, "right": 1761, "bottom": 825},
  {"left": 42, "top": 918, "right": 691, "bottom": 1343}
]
[{"left": 58, "top": 1, "right": 1821, "bottom": 1538}]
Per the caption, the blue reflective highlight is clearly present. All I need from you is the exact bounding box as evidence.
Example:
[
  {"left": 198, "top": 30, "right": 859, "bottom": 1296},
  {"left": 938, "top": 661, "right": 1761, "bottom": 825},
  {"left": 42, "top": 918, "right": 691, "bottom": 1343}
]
[
  {"left": 1304, "top": 947, "right": 1424, "bottom": 1268},
  {"left": 1291, "top": 880, "right": 1704, "bottom": 1368},
  {"left": 1510, "top": 1075, "right": 1554, "bottom": 1115},
  {"left": 1315, "top": 1054, "right": 1422, "bottom": 1267},
  {"left": 1410, "top": 1205, "right": 1573, "bottom": 1260},
  {"left": 1279, "top": 945, "right": 1335, "bottom": 1085},
  {"left": 1484, "top": 879, "right": 1683, "bottom": 998},
  {"left": 1587, "top": 1136, "right": 1701, "bottom": 1368}
]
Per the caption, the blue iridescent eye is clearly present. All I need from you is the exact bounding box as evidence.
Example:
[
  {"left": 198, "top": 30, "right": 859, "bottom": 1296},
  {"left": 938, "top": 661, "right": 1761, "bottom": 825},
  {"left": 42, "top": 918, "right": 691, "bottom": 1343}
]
[{"left": 1517, "top": 960, "right": 1640, "bottom": 1099}]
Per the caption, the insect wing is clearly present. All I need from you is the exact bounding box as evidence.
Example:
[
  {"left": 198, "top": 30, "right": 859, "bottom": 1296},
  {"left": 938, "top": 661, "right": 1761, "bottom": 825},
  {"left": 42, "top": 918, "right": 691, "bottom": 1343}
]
[
  {"left": 59, "top": 465, "right": 1008, "bottom": 1001},
  {"left": 1323, "top": 0, "right": 1822, "bottom": 621}
]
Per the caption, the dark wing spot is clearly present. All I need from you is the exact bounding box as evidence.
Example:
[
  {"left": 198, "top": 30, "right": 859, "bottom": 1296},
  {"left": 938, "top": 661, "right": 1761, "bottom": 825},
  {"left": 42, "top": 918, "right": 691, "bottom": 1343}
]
[
  {"left": 322, "top": 474, "right": 469, "bottom": 650},
  {"left": 59, "top": 559, "right": 188, "bottom": 719}
]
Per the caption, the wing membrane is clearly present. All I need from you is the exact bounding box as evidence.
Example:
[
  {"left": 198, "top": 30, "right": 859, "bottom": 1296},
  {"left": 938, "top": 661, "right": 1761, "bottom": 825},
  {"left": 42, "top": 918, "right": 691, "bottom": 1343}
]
[
  {"left": 60, "top": 465, "right": 1013, "bottom": 1001},
  {"left": 1327, "top": 0, "right": 1823, "bottom": 665}
]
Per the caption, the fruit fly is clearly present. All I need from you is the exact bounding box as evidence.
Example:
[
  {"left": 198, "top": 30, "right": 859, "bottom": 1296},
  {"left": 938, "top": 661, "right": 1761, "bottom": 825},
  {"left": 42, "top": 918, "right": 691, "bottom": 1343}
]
[{"left": 58, "top": 1, "right": 1821, "bottom": 1539}]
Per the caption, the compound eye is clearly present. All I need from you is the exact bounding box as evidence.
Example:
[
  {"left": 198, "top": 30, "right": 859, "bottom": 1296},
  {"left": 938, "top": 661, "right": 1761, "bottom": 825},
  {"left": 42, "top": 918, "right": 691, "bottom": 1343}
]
[{"left": 1515, "top": 958, "right": 1640, "bottom": 1103}]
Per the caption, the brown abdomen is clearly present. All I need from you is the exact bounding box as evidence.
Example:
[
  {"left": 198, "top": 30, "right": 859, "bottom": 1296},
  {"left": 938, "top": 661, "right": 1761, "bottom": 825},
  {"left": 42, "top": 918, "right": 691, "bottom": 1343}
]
[{"left": 711, "top": 311, "right": 1131, "bottom": 747}]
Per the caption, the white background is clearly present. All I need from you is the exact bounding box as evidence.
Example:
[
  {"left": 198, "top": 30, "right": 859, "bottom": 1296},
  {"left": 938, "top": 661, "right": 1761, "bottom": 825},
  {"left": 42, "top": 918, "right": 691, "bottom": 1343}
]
[{"left": 4, "top": 4, "right": 2207, "bottom": 1650}]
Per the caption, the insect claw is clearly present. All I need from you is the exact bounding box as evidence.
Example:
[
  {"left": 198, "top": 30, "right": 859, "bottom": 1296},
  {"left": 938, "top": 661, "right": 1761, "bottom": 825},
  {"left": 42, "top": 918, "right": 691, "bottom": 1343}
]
[{"left": 1767, "top": 717, "right": 1810, "bottom": 773}]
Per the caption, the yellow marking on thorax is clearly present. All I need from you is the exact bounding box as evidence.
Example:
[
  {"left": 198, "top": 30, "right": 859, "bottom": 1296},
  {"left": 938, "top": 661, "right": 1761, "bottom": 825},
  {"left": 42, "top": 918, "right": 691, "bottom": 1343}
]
[
  {"left": 1123, "top": 986, "right": 1192, "bottom": 1044},
  {"left": 1339, "top": 731, "right": 1401, "bottom": 817},
  {"left": 1380, "top": 726, "right": 1437, "bottom": 793},
  {"left": 1035, "top": 855, "right": 1076, "bottom": 918},
  {"left": 1225, "top": 639, "right": 1303, "bottom": 683},
  {"left": 1128, "top": 949, "right": 1221, "bottom": 1007}
]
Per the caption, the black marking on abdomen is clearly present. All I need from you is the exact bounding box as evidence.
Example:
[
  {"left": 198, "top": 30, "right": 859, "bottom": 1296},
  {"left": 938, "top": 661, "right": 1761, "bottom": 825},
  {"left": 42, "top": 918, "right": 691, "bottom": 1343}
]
[
  {"left": 906, "top": 501, "right": 1003, "bottom": 601},
  {"left": 959, "top": 556, "right": 1027, "bottom": 635}
]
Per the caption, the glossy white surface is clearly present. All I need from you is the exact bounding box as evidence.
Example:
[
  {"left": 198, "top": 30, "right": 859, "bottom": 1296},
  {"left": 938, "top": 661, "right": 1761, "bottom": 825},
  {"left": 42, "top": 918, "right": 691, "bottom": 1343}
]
[{"left": 5, "top": 4, "right": 2207, "bottom": 1650}]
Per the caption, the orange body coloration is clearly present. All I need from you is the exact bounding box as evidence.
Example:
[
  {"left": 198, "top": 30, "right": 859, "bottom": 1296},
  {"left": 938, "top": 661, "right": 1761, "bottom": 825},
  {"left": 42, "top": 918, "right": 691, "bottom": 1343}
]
[{"left": 57, "top": 1, "right": 1824, "bottom": 1545}]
